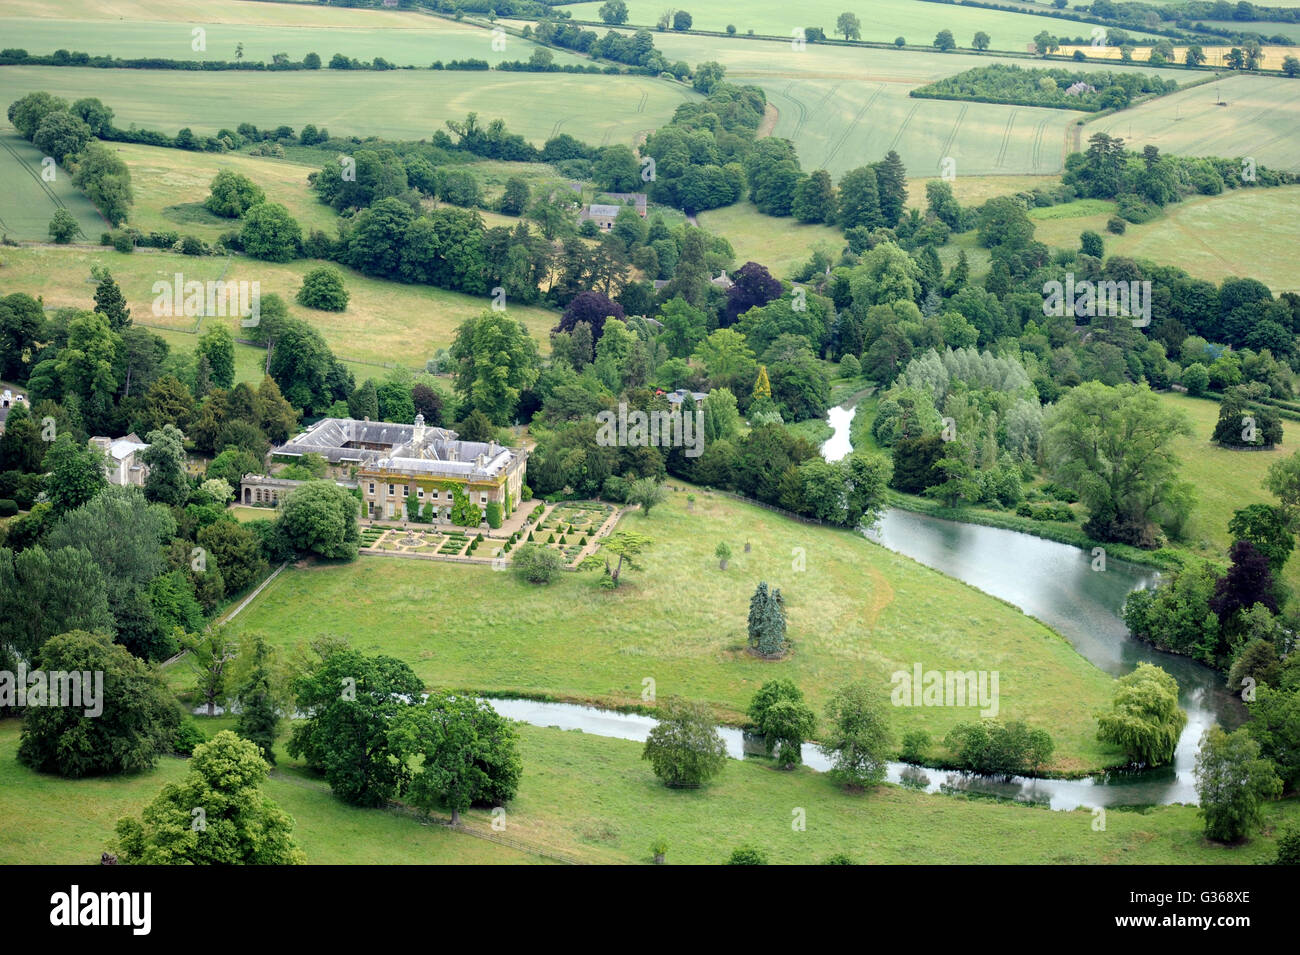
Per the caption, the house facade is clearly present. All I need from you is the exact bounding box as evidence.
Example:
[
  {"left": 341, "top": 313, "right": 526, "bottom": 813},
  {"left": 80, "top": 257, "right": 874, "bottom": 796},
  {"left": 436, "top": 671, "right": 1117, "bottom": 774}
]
[
  {"left": 89, "top": 434, "right": 150, "bottom": 487},
  {"left": 267, "top": 415, "right": 527, "bottom": 523}
]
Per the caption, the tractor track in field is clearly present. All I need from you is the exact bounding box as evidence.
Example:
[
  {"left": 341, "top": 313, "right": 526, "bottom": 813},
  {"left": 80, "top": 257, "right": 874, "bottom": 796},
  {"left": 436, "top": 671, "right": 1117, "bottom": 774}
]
[
  {"left": 784, "top": 81, "right": 810, "bottom": 140},
  {"left": 1030, "top": 114, "right": 1051, "bottom": 171},
  {"left": 0, "top": 134, "right": 87, "bottom": 238},
  {"left": 938, "top": 103, "right": 968, "bottom": 163},
  {"left": 886, "top": 102, "right": 919, "bottom": 153},
  {"left": 822, "top": 84, "right": 882, "bottom": 169},
  {"left": 994, "top": 110, "right": 1018, "bottom": 168},
  {"left": 635, "top": 89, "right": 648, "bottom": 113}
]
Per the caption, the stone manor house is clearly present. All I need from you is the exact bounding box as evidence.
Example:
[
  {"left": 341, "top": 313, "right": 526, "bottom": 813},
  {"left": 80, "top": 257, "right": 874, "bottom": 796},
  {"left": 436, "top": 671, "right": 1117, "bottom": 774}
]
[{"left": 243, "top": 415, "right": 527, "bottom": 522}]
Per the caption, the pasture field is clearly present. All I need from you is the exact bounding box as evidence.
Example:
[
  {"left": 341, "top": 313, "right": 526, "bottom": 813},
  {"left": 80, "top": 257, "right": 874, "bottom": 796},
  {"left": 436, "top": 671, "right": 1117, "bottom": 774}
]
[
  {"left": 0, "top": 67, "right": 695, "bottom": 149},
  {"left": 5, "top": 716, "right": 1297, "bottom": 865},
  {"left": 1155, "top": 392, "right": 1300, "bottom": 593},
  {"left": 696, "top": 201, "right": 843, "bottom": 276},
  {"left": 555, "top": 0, "right": 1162, "bottom": 46},
  {"left": 1199, "top": 21, "right": 1300, "bottom": 39},
  {"left": 1028, "top": 184, "right": 1300, "bottom": 292},
  {"left": 0, "top": 14, "right": 584, "bottom": 68},
  {"left": 109, "top": 142, "right": 340, "bottom": 244},
  {"left": 0, "top": 130, "right": 108, "bottom": 241},
  {"left": 1089, "top": 73, "right": 1300, "bottom": 172},
  {"left": 0, "top": 247, "right": 559, "bottom": 367},
  {"left": 217, "top": 487, "right": 1127, "bottom": 774}
]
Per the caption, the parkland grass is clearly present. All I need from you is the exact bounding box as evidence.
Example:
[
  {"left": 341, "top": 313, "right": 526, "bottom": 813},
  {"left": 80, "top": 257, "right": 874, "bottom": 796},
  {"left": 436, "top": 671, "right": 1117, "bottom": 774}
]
[
  {"left": 4, "top": 717, "right": 1296, "bottom": 865},
  {"left": 217, "top": 488, "right": 1127, "bottom": 773}
]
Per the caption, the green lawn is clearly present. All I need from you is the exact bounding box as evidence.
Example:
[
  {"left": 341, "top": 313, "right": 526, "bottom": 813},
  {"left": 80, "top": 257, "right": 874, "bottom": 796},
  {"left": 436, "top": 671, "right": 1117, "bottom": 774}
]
[
  {"left": 0, "top": 66, "right": 695, "bottom": 149},
  {"left": 4, "top": 716, "right": 1295, "bottom": 865},
  {"left": 215, "top": 487, "right": 1127, "bottom": 773}
]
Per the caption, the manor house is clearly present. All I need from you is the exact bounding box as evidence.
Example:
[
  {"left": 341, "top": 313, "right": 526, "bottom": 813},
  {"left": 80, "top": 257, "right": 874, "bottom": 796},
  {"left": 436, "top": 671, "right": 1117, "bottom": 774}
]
[{"left": 266, "top": 414, "right": 526, "bottom": 521}]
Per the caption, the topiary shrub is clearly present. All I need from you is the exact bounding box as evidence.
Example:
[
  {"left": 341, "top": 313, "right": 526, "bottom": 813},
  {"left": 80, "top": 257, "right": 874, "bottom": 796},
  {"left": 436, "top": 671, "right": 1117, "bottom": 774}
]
[{"left": 0, "top": 499, "right": 18, "bottom": 517}]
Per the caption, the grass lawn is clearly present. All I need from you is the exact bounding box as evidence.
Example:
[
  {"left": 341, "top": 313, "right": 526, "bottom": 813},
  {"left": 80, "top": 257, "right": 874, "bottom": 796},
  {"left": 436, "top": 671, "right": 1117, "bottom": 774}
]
[
  {"left": 0, "top": 246, "right": 559, "bottom": 368},
  {"left": 0, "top": 66, "right": 695, "bottom": 150},
  {"left": 216, "top": 487, "right": 1127, "bottom": 773},
  {"left": 5, "top": 716, "right": 1295, "bottom": 865}
]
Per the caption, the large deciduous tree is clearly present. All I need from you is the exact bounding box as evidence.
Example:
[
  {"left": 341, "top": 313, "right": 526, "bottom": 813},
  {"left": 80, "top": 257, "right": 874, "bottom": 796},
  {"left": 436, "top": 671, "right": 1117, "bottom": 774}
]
[
  {"left": 1095, "top": 663, "right": 1187, "bottom": 767},
  {"left": 449, "top": 311, "right": 540, "bottom": 425}
]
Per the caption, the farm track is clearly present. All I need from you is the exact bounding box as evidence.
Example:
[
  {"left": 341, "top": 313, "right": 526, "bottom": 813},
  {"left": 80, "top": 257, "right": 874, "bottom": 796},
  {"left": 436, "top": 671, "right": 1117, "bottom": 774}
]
[
  {"left": 821, "top": 85, "right": 882, "bottom": 168},
  {"left": 635, "top": 90, "right": 647, "bottom": 114}
]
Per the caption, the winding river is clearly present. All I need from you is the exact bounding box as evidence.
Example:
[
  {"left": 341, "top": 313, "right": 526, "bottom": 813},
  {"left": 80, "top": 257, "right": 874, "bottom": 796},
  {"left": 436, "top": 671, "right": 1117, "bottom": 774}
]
[{"left": 489, "top": 402, "right": 1241, "bottom": 810}]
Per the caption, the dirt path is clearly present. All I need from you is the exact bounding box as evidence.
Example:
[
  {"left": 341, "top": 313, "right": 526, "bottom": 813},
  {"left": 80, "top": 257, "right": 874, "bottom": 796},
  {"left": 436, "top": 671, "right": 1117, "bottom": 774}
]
[{"left": 757, "top": 102, "right": 779, "bottom": 138}]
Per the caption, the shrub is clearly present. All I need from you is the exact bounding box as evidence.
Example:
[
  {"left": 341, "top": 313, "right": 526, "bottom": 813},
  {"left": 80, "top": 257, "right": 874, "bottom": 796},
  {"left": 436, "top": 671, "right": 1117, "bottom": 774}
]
[
  {"left": 727, "top": 845, "right": 767, "bottom": 864},
  {"left": 900, "top": 730, "right": 930, "bottom": 764},
  {"left": 512, "top": 542, "right": 563, "bottom": 584},
  {"left": 112, "top": 231, "right": 135, "bottom": 253},
  {"left": 1106, "top": 215, "right": 1126, "bottom": 234},
  {"left": 0, "top": 499, "right": 18, "bottom": 517},
  {"left": 485, "top": 501, "right": 502, "bottom": 528},
  {"left": 944, "top": 720, "right": 1054, "bottom": 778},
  {"left": 48, "top": 208, "right": 78, "bottom": 244},
  {"left": 172, "top": 719, "right": 207, "bottom": 756}
]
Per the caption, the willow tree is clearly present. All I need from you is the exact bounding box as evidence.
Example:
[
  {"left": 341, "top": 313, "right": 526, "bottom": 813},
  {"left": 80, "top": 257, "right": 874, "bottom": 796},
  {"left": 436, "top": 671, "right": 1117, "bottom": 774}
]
[{"left": 1095, "top": 662, "right": 1187, "bottom": 767}]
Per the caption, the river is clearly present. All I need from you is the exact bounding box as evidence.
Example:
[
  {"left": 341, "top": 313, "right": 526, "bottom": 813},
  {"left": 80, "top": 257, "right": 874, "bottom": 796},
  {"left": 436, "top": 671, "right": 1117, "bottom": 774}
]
[{"left": 488, "top": 399, "right": 1242, "bottom": 810}]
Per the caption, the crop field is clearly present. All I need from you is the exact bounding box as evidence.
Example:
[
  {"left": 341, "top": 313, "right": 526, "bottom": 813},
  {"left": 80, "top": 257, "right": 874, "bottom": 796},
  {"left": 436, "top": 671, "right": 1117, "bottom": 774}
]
[
  {"left": 1057, "top": 43, "right": 1300, "bottom": 65},
  {"left": 1028, "top": 185, "right": 1300, "bottom": 292},
  {"left": 604, "top": 34, "right": 1191, "bottom": 178},
  {"left": 0, "top": 66, "right": 695, "bottom": 149},
  {"left": 0, "top": 130, "right": 108, "bottom": 241},
  {"left": 0, "top": 14, "right": 584, "bottom": 68},
  {"left": 216, "top": 488, "right": 1127, "bottom": 774},
  {"left": 0, "top": 246, "right": 559, "bottom": 367},
  {"left": 1089, "top": 73, "right": 1300, "bottom": 171},
  {"left": 555, "top": 0, "right": 1162, "bottom": 46}
]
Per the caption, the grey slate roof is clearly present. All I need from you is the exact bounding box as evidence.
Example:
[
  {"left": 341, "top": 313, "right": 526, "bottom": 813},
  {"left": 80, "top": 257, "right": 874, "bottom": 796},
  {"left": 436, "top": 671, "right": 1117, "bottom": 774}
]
[{"left": 272, "top": 417, "right": 518, "bottom": 480}]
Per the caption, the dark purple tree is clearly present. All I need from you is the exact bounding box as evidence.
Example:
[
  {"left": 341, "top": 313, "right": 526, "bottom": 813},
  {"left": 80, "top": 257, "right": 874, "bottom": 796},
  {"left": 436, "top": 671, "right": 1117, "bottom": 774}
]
[
  {"left": 411, "top": 383, "right": 444, "bottom": 427},
  {"left": 553, "top": 291, "right": 625, "bottom": 341},
  {"left": 1210, "top": 539, "right": 1279, "bottom": 621},
  {"left": 722, "top": 261, "right": 783, "bottom": 327}
]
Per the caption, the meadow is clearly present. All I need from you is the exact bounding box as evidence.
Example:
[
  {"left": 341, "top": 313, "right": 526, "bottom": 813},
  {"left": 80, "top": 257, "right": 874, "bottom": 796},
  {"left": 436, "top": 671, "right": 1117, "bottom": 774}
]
[
  {"left": 0, "top": 130, "right": 107, "bottom": 241},
  {"left": 3, "top": 717, "right": 1296, "bottom": 865},
  {"left": 1089, "top": 73, "right": 1300, "bottom": 173},
  {"left": 0, "top": 246, "right": 559, "bottom": 368},
  {"left": 0, "top": 66, "right": 695, "bottom": 149},
  {"left": 555, "top": 0, "right": 1162, "bottom": 46},
  {"left": 696, "top": 201, "right": 843, "bottom": 277},
  {"left": 1028, "top": 184, "right": 1300, "bottom": 292},
  {"left": 215, "top": 487, "right": 1128, "bottom": 773}
]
